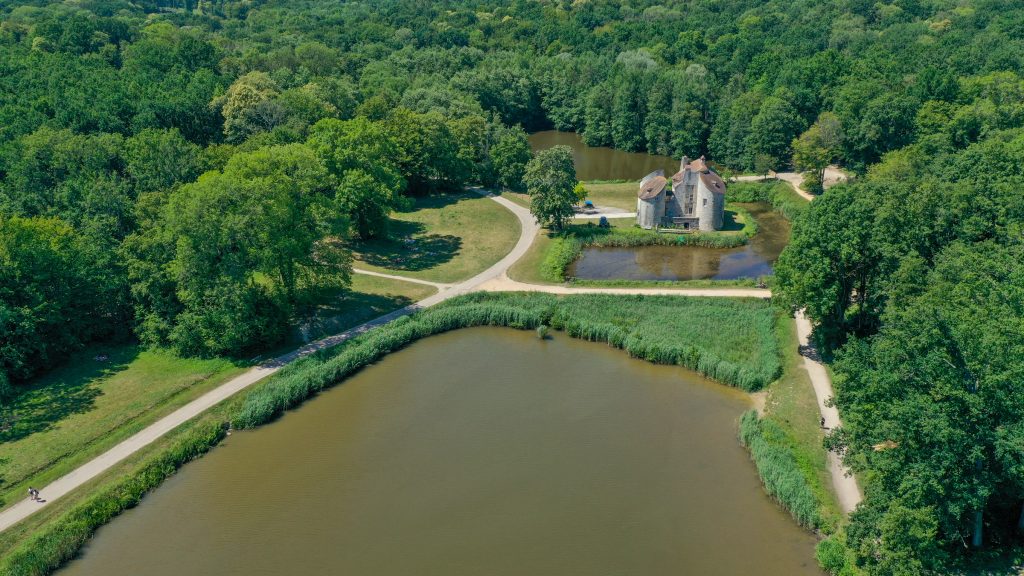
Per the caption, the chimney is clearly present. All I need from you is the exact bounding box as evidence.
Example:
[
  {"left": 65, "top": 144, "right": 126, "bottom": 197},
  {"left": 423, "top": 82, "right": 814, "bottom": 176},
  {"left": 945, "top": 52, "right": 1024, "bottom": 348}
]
[{"left": 680, "top": 155, "right": 690, "bottom": 171}]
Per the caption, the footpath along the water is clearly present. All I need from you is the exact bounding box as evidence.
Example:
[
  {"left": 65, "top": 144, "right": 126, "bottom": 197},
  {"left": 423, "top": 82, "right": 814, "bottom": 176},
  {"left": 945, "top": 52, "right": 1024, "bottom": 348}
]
[{"left": 0, "top": 187, "right": 862, "bottom": 533}]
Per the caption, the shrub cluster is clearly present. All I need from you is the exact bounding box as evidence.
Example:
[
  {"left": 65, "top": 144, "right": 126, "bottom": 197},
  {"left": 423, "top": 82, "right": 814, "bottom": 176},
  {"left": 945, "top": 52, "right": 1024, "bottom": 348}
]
[{"left": 738, "top": 410, "right": 822, "bottom": 529}]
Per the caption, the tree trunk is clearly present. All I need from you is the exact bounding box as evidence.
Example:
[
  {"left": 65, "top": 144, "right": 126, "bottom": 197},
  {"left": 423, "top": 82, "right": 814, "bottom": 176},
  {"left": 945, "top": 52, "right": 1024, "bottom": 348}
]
[
  {"left": 972, "top": 510, "right": 983, "bottom": 547},
  {"left": 1017, "top": 502, "right": 1024, "bottom": 532}
]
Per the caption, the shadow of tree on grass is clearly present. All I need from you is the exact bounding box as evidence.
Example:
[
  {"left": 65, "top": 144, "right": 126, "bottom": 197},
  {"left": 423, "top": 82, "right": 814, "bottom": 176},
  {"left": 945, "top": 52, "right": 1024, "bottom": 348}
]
[
  {"left": 355, "top": 220, "right": 462, "bottom": 272},
  {"left": 0, "top": 347, "right": 138, "bottom": 444},
  {"left": 293, "top": 289, "right": 420, "bottom": 345}
]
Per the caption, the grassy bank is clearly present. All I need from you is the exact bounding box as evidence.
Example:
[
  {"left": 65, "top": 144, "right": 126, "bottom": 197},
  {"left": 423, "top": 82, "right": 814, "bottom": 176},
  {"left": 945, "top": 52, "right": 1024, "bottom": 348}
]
[
  {"left": 728, "top": 180, "right": 808, "bottom": 220},
  {"left": 351, "top": 191, "right": 520, "bottom": 283},
  {"left": 0, "top": 348, "right": 245, "bottom": 510},
  {"left": 235, "top": 293, "right": 781, "bottom": 430},
  {"left": 739, "top": 314, "right": 842, "bottom": 534},
  {"left": 0, "top": 291, "right": 782, "bottom": 575}
]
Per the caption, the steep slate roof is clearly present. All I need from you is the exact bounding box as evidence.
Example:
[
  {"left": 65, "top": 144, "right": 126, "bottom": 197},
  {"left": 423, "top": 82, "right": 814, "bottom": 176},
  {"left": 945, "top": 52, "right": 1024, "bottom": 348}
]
[
  {"left": 700, "top": 170, "right": 726, "bottom": 195},
  {"left": 670, "top": 155, "right": 726, "bottom": 195},
  {"left": 638, "top": 175, "right": 667, "bottom": 199}
]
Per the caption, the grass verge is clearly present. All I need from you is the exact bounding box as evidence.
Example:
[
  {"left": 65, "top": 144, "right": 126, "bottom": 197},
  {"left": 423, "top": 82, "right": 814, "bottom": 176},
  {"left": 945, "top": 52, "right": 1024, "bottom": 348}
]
[{"left": 351, "top": 191, "right": 520, "bottom": 283}]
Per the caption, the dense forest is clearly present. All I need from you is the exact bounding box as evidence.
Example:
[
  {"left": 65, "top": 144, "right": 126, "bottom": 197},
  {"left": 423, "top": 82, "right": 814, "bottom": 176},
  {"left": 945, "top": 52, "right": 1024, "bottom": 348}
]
[{"left": 1, "top": 0, "right": 1023, "bottom": 573}]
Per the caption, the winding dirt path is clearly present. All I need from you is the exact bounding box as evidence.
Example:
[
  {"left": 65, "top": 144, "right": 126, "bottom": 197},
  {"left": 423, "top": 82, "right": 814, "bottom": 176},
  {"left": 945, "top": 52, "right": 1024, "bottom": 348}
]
[
  {"left": 734, "top": 165, "right": 848, "bottom": 200},
  {"left": 0, "top": 186, "right": 860, "bottom": 534}
]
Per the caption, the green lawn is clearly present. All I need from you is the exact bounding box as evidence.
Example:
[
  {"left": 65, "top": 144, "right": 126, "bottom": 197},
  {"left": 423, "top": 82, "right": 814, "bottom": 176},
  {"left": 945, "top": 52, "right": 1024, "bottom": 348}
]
[
  {"left": 352, "top": 192, "right": 520, "bottom": 283},
  {"left": 508, "top": 229, "right": 557, "bottom": 285},
  {"left": 501, "top": 182, "right": 637, "bottom": 212},
  {"left": 581, "top": 181, "right": 638, "bottom": 210},
  {"left": 0, "top": 347, "right": 246, "bottom": 509}
]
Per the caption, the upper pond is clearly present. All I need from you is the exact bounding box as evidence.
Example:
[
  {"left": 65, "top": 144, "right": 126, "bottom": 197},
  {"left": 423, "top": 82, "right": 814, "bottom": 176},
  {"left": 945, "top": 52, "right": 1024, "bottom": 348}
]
[
  {"left": 529, "top": 130, "right": 679, "bottom": 181},
  {"left": 568, "top": 203, "right": 791, "bottom": 281},
  {"left": 58, "top": 327, "right": 821, "bottom": 576}
]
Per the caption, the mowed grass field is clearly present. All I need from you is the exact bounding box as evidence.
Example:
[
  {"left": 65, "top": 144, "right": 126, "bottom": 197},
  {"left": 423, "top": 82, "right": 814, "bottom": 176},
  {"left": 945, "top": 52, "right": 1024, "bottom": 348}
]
[
  {"left": 0, "top": 274, "right": 436, "bottom": 511},
  {"left": 352, "top": 192, "right": 520, "bottom": 283},
  {"left": 0, "top": 347, "right": 246, "bottom": 509}
]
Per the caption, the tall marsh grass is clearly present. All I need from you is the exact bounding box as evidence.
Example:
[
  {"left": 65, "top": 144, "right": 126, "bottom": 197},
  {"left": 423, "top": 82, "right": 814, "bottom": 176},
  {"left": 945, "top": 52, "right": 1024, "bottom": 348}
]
[
  {"left": 235, "top": 293, "right": 779, "bottom": 432},
  {"left": 738, "top": 410, "right": 822, "bottom": 529}
]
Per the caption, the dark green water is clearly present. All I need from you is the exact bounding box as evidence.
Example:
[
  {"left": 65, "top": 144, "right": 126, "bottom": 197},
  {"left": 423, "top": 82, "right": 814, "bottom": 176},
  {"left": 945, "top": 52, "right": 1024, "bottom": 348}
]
[
  {"left": 568, "top": 203, "right": 791, "bottom": 281},
  {"left": 528, "top": 130, "right": 679, "bottom": 181},
  {"left": 58, "top": 328, "right": 821, "bottom": 576}
]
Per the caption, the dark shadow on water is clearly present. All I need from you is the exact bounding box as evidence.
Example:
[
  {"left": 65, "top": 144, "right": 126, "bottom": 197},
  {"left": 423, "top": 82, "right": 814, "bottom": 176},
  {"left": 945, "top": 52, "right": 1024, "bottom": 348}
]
[
  {"left": 720, "top": 209, "right": 745, "bottom": 232},
  {"left": 0, "top": 347, "right": 139, "bottom": 444}
]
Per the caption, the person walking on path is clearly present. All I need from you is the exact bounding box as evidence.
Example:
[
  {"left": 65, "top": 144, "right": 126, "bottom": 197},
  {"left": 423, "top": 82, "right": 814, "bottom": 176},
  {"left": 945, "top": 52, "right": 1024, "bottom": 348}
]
[{"left": 27, "top": 487, "right": 37, "bottom": 501}]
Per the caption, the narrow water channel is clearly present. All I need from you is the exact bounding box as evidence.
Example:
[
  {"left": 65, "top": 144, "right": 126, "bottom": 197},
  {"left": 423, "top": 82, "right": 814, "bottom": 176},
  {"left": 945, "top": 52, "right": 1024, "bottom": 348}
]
[
  {"left": 568, "top": 203, "right": 791, "bottom": 281},
  {"left": 58, "top": 328, "right": 821, "bottom": 576}
]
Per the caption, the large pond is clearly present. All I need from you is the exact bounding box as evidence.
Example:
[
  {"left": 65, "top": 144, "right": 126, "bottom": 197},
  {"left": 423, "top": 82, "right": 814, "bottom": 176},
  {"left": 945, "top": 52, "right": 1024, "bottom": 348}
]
[
  {"left": 59, "top": 328, "right": 821, "bottom": 576},
  {"left": 569, "top": 203, "right": 791, "bottom": 281},
  {"left": 529, "top": 130, "right": 679, "bottom": 181}
]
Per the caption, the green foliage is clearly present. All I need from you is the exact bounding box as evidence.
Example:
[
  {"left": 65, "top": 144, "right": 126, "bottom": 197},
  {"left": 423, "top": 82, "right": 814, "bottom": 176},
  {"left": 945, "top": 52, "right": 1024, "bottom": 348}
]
[
  {"left": 539, "top": 236, "right": 581, "bottom": 283},
  {"left": 524, "top": 145, "right": 577, "bottom": 230},
  {"left": 489, "top": 124, "right": 532, "bottom": 190},
  {"left": 127, "top": 144, "right": 351, "bottom": 356},
  {"left": 739, "top": 410, "right": 822, "bottom": 529},
  {"left": 0, "top": 216, "right": 115, "bottom": 382},
  {"left": 307, "top": 117, "right": 406, "bottom": 239},
  {"left": 726, "top": 181, "right": 808, "bottom": 221}
]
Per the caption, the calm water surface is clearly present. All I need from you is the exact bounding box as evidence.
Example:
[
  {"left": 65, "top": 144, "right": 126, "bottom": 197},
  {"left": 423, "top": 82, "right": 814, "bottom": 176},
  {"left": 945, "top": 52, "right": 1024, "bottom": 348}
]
[
  {"left": 529, "top": 130, "right": 679, "bottom": 181},
  {"left": 569, "top": 203, "right": 791, "bottom": 281},
  {"left": 59, "top": 328, "right": 820, "bottom": 576}
]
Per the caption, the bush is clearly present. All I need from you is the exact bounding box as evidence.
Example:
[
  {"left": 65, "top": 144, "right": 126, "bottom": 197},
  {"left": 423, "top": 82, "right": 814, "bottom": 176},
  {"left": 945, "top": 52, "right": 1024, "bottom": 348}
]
[
  {"left": 540, "top": 236, "right": 581, "bottom": 282},
  {"left": 739, "top": 410, "right": 822, "bottom": 529}
]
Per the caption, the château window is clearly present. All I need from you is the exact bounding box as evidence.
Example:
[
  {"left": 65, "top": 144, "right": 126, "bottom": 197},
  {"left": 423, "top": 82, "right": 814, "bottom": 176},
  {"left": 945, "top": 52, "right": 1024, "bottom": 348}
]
[{"left": 703, "top": 198, "right": 707, "bottom": 206}]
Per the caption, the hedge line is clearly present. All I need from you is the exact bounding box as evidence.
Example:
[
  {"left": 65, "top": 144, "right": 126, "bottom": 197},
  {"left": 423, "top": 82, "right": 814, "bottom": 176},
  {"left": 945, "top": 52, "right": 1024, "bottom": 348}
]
[{"left": 738, "top": 409, "right": 822, "bottom": 529}]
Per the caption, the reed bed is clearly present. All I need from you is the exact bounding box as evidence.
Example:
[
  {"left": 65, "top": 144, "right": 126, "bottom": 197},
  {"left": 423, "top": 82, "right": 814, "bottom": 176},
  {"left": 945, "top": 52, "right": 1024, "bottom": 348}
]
[
  {"left": 738, "top": 410, "right": 822, "bottom": 530},
  {"left": 236, "top": 293, "right": 779, "bottom": 431}
]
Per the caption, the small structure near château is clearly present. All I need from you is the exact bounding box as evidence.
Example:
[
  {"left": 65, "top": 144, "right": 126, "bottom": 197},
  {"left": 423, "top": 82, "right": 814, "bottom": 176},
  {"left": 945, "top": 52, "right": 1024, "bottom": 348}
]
[{"left": 636, "top": 156, "right": 726, "bottom": 231}]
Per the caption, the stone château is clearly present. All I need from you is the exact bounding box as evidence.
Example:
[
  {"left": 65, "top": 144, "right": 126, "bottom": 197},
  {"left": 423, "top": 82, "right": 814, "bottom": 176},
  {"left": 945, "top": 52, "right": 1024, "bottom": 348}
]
[{"left": 636, "top": 156, "right": 726, "bottom": 231}]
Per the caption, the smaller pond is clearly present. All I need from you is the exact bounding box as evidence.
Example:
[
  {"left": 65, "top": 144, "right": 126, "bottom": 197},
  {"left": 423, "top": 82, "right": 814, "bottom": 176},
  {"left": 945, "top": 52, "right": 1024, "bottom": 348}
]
[
  {"left": 568, "top": 203, "right": 790, "bottom": 281},
  {"left": 529, "top": 130, "right": 679, "bottom": 181}
]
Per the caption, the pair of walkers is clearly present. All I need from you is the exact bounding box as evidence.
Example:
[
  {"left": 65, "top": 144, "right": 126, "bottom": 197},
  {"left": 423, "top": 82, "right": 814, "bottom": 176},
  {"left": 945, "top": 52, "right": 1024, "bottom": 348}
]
[{"left": 27, "top": 486, "right": 41, "bottom": 501}]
